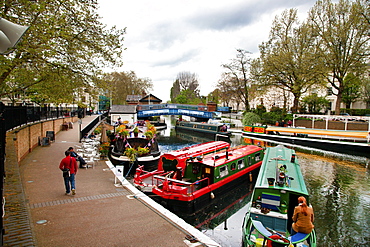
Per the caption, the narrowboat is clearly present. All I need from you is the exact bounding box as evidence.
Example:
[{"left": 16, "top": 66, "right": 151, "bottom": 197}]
[
  {"left": 175, "top": 121, "right": 232, "bottom": 137},
  {"left": 242, "top": 125, "right": 370, "bottom": 158},
  {"left": 108, "top": 121, "right": 161, "bottom": 173},
  {"left": 242, "top": 145, "right": 317, "bottom": 247},
  {"left": 134, "top": 141, "right": 264, "bottom": 215}
]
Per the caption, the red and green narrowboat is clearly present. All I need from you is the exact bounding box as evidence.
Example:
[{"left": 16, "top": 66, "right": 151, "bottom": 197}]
[{"left": 134, "top": 141, "right": 264, "bottom": 215}]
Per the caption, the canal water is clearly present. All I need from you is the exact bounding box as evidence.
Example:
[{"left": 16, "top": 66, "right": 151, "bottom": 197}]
[{"left": 154, "top": 116, "right": 370, "bottom": 247}]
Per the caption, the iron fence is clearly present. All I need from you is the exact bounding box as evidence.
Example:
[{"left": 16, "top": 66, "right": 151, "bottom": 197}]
[{"left": 3, "top": 106, "right": 83, "bottom": 131}]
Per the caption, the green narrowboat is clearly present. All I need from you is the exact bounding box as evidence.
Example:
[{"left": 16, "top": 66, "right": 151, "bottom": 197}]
[
  {"left": 175, "top": 121, "right": 231, "bottom": 137},
  {"left": 242, "top": 145, "right": 317, "bottom": 247}
]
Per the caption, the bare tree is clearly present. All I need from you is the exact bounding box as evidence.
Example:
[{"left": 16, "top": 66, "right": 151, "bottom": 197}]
[
  {"left": 222, "top": 49, "right": 252, "bottom": 111},
  {"left": 171, "top": 71, "right": 200, "bottom": 103}
]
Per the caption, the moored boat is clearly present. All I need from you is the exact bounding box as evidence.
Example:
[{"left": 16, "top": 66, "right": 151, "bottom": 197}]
[
  {"left": 175, "top": 120, "right": 232, "bottom": 137},
  {"left": 134, "top": 141, "right": 264, "bottom": 215},
  {"left": 108, "top": 121, "right": 161, "bottom": 173},
  {"left": 242, "top": 145, "right": 317, "bottom": 247},
  {"left": 242, "top": 125, "right": 370, "bottom": 158}
]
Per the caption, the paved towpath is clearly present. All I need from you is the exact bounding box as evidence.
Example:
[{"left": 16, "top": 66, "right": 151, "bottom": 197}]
[{"left": 3, "top": 115, "right": 219, "bottom": 247}]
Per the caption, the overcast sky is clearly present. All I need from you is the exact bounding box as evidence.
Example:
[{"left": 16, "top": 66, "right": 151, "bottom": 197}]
[{"left": 97, "top": 0, "right": 320, "bottom": 102}]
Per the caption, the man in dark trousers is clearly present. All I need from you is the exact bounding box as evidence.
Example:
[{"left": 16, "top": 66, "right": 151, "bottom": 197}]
[
  {"left": 68, "top": 147, "right": 87, "bottom": 168},
  {"left": 59, "top": 151, "right": 78, "bottom": 195}
]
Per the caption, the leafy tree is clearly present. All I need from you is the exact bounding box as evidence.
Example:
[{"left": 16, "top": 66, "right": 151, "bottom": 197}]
[
  {"left": 308, "top": 0, "right": 370, "bottom": 114},
  {"left": 362, "top": 76, "right": 370, "bottom": 109},
  {"left": 342, "top": 73, "right": 362, "bottom": 109},
  {"left": 301, "top": 93, "right": 330, "bottom": 114},
  {"left": 103, "top": 71, "right": 153, "bottom": 105},
  {"left": 242, "top": 112, "right": 261, "bottom": 126},
  {"left": 253, "top": 105, "right": 267, "bottom": 116},
  {"left": 0, "top": 0, "right": 126, "bottom": 105},
  {"left": 253, "top": 9, "right": 326, "bottom": 113},
  {"left": 175, "top": 89, "right": 202, "bottom": 105},
  {"left": 222, "top": 49, "right": 252, "bottom": 111}
]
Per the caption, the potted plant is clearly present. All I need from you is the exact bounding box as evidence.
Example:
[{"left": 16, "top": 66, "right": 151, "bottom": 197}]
[
  {"left": 133, "top": 127, "right": 139, "bottom": 137},
  {"left": 144, "top": 130, "right": 154, "bottom": 139},
  {"left": 124, "top": 147, "right": 137, "bottom": 161},
  {"left": 99, "top": 142, "right": 110, "bottom": 159},
  {"left": 119, "top": 129, "right": 129, "bottom": 138},
  {"left": 137, "top": 147, "right": 149, "bottom": 157}
]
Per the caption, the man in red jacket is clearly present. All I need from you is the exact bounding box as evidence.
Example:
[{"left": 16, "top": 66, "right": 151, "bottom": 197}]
[{"left": 59, "top": 151, "right": 78, "bottom": 195}]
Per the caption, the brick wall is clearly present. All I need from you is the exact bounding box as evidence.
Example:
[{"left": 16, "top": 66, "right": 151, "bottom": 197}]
[{"left": 9, "top": 117, "right": 77, "bottom": 162}]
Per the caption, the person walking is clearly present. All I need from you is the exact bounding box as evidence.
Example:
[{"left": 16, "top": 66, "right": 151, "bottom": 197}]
[{"left": 59, "top": 150, "right": 78, "bottom": 195}]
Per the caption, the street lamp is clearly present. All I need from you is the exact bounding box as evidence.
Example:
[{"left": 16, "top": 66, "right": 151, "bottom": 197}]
[
  {"left": 0, "top": 17, "right": 29, "bottom": 54},
  {"left": 0, "top": 17, "right": 29, "bottom": 245}
]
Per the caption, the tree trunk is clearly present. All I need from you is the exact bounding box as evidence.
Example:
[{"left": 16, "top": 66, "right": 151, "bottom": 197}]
[
  {"left": 292, "top": 96, "right": 300, "bottom": 113},
  {"left": 335, "top": 91, "right": 342, "bottom": 115}
]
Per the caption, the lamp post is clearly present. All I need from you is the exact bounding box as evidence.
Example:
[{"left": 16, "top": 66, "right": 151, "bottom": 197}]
[{"left": 0, "top": 17, "right": 29, "bottom": 244}]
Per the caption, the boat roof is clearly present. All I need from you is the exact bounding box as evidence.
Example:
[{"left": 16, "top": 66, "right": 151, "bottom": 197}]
[
  {"left": 161, "top": 141, "right": 230, "bottom": 161},
  {"left": 194, "top": 145, "right": 263, "bottom": 168},
  {"left": 179, "top": 121, "right": 224, "bottom": 127},
  {"left": 266, "top": 126, "right": 368, "bottom": 138},
  {"left": 255, "top": 145, "right": 308, "bottom": 195}
]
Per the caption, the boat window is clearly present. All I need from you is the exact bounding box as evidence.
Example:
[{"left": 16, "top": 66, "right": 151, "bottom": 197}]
[
  {"left": 220, "top": 165, "right": 228, "bottom": 177},
  {"left": 192, "top": 163, "right": 200, "bottom": 174},
  {"left": 193, "top": 125, "right": 197, "bottom": 129},
  {"left": 255, "top": 152, "right": 261, "bottom": 161},
  {"left": 231, "top": 163, "right": 236, "bottom": 171},
  {"left": 238, "top": 159, "right": 245, "bottom": 169}
]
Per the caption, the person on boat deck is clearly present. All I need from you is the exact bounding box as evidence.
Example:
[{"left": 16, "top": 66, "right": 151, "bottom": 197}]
[
  {"left": 221, "top": 124, "right": 227, "bottom": 132},
  {"left": 115, "top": 117, "right": 123, "bottom": 126},
  {"left": 292, "top": 196, "right": 314, "bottom": 235}
]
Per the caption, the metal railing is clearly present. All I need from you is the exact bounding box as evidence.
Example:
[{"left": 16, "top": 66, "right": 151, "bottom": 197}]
[{"left": 3, "top": 105, "right": 84, "bottom": 131}]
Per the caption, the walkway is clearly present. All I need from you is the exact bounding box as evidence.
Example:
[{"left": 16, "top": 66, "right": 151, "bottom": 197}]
[{"left": 3, "top": 115, "right": 218, "bottom": 247}]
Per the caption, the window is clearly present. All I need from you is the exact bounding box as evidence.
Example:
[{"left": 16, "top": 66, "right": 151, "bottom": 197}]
[
  {"left": 238, "top": 159, "right": 245, "bottom": 169},
  {"left": 220, "top": 165, "right": 228, "bottom": 177},
  {"left": 255, "top": 152, "right": 261, "bottom": 161},
  {"left": 231, "top": 163, "right": 236, "bottom": 171}
]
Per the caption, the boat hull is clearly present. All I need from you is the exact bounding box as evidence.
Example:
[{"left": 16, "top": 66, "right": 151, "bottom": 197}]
[
  {"left": 152, "top": 163, "right": 261, "bottom": 216},
  {"left": 108, "top": 151, "right": 161, "bottom": 173},
  {"left": 175, "top": 121, "right": 231, "bottom": 137}
]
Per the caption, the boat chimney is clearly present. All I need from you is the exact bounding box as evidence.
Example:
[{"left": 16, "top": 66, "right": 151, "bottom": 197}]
[{"left": 291, "top": 153, "right": 296, "bottom": 163}]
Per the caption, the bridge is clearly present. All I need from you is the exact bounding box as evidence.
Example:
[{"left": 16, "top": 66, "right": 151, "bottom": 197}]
[{"left": 137, "top": 104, "right": 218, "bottom": 119}]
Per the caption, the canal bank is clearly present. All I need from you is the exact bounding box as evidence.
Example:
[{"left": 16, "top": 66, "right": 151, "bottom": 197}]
[{"left": 3, "top": 115, "right": 219, "bottom": 247}]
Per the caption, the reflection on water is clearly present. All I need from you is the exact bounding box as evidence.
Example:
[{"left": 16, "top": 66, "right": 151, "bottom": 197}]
[{"left": 155, "top": 117, "right": 370, "bottom": 247}]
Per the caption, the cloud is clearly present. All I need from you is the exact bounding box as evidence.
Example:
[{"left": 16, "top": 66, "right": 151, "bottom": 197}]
[{"left": 98, "top": 0, "right": 321, "bottom": 102}]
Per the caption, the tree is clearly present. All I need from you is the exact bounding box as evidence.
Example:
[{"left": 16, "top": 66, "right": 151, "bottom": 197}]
[
  {"left": 0, "top": 1, "right": 126, "bottom": 105},
  {"left": 342, "top": 73, "right": 362, "bottom": 109},
  {"left": 222, "top": 49, "right": 252, "bottom": 111},
  {"left": 104, "top": 71, "right": 153, "bottom": 105},
  {"left": 253, "top": 8, "right": 326, "bottom": 113},
  {"left": 362, "top": 76, "right": 370, "bottom": 109},
  {"left": 301, "top": 93, "right": 330, "bottom": 114},
  {"left": 242, "top": 112, "right": 261, "bottom": 126},
  {"left": 216, "top": 73, "right": 235, "bottom": 107},
  {"left": 170, "top": 71, "right": 200, "bottom": 103},
  {"left": 308, "top": 0, "right": 370, "bottom": 114}
]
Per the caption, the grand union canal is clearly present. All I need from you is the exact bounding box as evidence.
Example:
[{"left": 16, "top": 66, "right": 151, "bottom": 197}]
[{"left": 151, "top": 117, "right": 370, "bottom": 247}]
